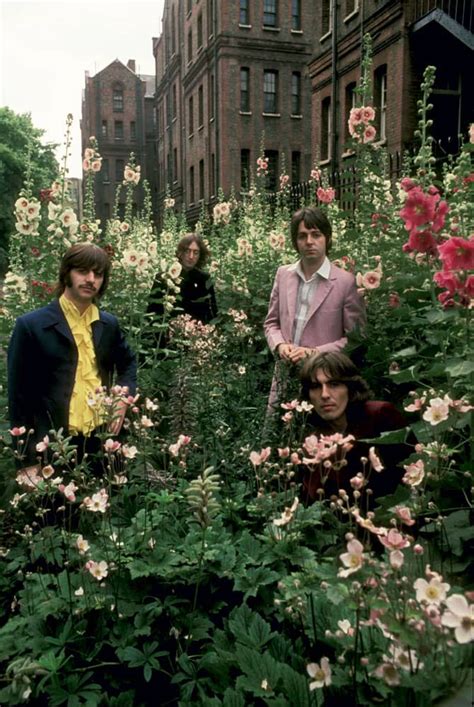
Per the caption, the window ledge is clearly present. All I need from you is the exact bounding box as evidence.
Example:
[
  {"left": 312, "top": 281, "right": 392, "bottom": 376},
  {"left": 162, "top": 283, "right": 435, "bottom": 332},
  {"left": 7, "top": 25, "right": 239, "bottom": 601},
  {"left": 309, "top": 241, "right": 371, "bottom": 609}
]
[
  {"left": 198, "top": 124, "right": 204, "bottom": 131},
  {"left": 239, "top": 110, "right": 252, "bottom": 116},
  {"left": 343, "top": 8, "right": 359, "bottom": 23},
  {"left": 262, "top": 112, "right": 281, "bottom": 117},
  {"left": 262, "top": 25, "right": 280, "bottom": 32},
  {"left": 209, "top": 116, "right": 215, "bottom": 123},
  {"left": 197, "top": 45, "right": 203, "bottom": 54},
  {"left": 188, "top": 132, "right": 194, "bottom": 139},
  {"left": 320, "top": 30, "right": 332, "bottom": 42},
  {"left": 239, "top": 23, "right": 252, "bottom": 29},
  {"left": 291, "top": 113, "right": 302, "bottom": 119},
  {"left": 291, "top": 29, "right": 303, "bottom": 34}
]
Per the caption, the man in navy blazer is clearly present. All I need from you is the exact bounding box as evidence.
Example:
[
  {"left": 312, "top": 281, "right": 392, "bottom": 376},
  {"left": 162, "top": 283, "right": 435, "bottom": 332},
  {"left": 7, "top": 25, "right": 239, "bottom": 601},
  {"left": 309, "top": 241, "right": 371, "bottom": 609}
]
[{"left": 8, "top": 243, "right": 137, "bottom": 469}]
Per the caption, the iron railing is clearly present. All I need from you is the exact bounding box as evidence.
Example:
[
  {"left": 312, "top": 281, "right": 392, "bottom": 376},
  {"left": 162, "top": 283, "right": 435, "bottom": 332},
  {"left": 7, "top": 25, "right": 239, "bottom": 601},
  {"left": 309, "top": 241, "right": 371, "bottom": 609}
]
[{"left": 411, "top": 0, "right": 473, "bottom": 32}]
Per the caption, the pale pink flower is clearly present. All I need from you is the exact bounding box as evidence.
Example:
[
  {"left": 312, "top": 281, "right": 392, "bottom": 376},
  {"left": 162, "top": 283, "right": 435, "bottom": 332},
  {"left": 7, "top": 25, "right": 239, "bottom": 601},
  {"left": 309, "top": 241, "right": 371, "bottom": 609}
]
[
  {"left": 84, "top": 147, "right": 94, "bottom": 159},
  {"left": 86, "top": 560, "right": 108, "bottom": 581},
  {"left": 15, "top": 197, "right": 29, "bottom": 211},
  {"left": 273, "top": 497, "right": 299, "bottom": 527},
  {"left": 363, "top": 125, "right": 377, "bottom": 143},
  {"left": 374, "top": 662, "right": 400, "bottom": 686},
  {"left": 83, "top": 489, "right": 108, "bottom": 513},
  {"left": 290, "top": 452, "right": 301, "bottom": 464},
  {"left": 113, "top": 474, "right": 128, "bottom": 485},
  {"left": 35, "top": 435, "right": 50, "bottom": 453},
  {"left": 82, "top": 158, "right": 91, "bottom": 171},
  {"left": 76, "top": 534, "right": 90, "bottom": 555},
  {"left": 441, "top": 594, "right": 474, "bottom": 644},
  {"left": 414, "top": 577, "right": 450, "bottom": 607},
  {"left": 279, "top": 174, "right": 290, "bottom": 189},
  {"left": 310, "top": 168, "right": 321, "bottom": 182},
  {"left": 278, "top": 447, "right": 290, "bottom": 458},
  {"left": 349, "top": 107, "right": 364, "bottom": 127},
  {"left": 337, "top": 619, "right": 354, "bottom": 636},
  {"left": 350, "top": 474, "right": 365, "bottom": 490},
  {"left": 249, "top": 447, "right": 271, "bottom": 466},
  {"left": 10, "top": 426, "right": 26, "bottom": 436},
  {"left": 388, "top": 644, "right": 423, "bottom": 671},
  {"left": 422, "top": 397, "right": 450, "bottom": 425},
  {"left": 338, "top": 538, "right": 364, "bottom": 577},
  {"left": 281, "top": 411, "right": 294, "bottom": 424},
  {"left": 281, "top": 400, "right": 300, "bottom": 411},
  {"left": 140, "top": 415, "right": 154, "bottom": 428},
  {"left": 389, "top": 550, "right": 404, "bottom": 569},
  {"left": 91, "top": 159, "right": 102, "bottom": 172},
  {"left": 317, "top": 187, "right": 335, "bottom": 204},
  {"left": 379, "top": 529, "right": 410, "bottom": 551},
  {"left": 361, "top": 270, "right": 382, "bottom": 290},
  {"left": 104, "top": 438, "right": 121, "bottom": 453},
  {"left": 414, "top": 544, "right": 424, "bottom": 555},
  {"left": 41, "top": 464, "right": 55, "bottom": 479},
  {"left": 369, "top": 446, "right": 384, "bottom": 471},
  {"left": 59, "top": 481, "right": 78, "bottom": 502},
  {"left": 394, "top": 506, "right": 415, "bottom": 526},
  {"left": 16, "top": 467, "right": 41, "bottom": 490},
  {"left": 124, "top": 167, "right": 136, "bottom": 182},
  {"left": 404, "top": 396, "right": 425, "bottom": 413},
  {"left": 122, "top": 444, "right": 138, "bottom": 459},
  {"left": 307, "top": 657, "right": 331, "bottom": 689},
  {"left": 402, "top": 459, "right": 425, "bottom": 486},
  {"left": 353, "top": 511, "right": 387, "bottom": 536},
  {"left": 361, "top": 105, "right": 376, "bottom": 122}
]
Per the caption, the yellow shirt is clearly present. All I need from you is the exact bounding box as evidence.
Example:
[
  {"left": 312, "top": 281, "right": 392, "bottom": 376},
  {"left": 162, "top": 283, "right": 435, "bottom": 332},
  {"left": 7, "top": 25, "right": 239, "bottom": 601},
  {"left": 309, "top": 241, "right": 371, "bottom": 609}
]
[{"left": 59, "top": 294, "right": 103, "bottom": 435}]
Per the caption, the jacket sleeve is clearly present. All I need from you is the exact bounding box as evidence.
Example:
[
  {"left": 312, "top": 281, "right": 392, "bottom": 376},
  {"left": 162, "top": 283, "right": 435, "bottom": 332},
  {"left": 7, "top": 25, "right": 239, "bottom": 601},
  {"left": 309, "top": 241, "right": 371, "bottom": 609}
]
[
  {"left": 264, "top": 267, "right": 286, "bottom": 353},
  {"left": 113, "top": 321, "right": 137, "bottom": 395},
  {"left": 7, "top": 317, "right": 35, "bottom": 431},
  {"left": 317, "top": 275, "right": 366, "bottom": 354}
]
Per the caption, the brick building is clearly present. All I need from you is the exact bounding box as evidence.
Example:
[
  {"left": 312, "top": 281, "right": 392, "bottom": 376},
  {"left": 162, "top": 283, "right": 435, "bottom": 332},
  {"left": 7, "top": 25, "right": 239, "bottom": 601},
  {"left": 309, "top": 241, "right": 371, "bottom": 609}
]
[
  {"left": 81, "top": 59, "right": 156, "bottom": 224},
  {"left": 153, "top": 0, "right": 317, "bottom": 223},
  {"left": 309, "top": 0, "right": 473, "bottom": 175}
]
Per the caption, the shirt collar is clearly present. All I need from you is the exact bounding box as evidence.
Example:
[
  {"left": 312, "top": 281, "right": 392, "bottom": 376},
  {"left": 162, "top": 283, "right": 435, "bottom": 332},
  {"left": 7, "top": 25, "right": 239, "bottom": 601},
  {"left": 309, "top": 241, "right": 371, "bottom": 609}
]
[{"left": 296, "top": 256, "right": 331, "bottom": 283}]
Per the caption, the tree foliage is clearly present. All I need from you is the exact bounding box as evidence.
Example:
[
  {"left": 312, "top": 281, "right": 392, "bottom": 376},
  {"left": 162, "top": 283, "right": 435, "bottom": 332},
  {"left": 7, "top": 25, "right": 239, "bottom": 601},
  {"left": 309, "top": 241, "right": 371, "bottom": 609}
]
[{"left": 0, "top": 107, "right": 58, "bottom": 272}]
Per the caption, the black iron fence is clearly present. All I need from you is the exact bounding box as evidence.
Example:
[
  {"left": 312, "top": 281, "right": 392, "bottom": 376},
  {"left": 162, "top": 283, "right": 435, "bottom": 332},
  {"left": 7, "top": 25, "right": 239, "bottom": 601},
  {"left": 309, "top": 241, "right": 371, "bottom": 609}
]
[{"left": 411, "top": 0, "right": 473, "bottom": 32}]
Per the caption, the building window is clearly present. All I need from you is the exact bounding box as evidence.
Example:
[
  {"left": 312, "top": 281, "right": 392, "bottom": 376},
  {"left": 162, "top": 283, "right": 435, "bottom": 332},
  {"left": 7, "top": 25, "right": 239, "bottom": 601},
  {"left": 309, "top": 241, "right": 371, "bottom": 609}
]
[
  {"left": 374, "top": 65, "right": 387, "bottom": 141},
  {"left": 211, "top": 152, "right": 216, "bottom": 195},
  {"left": 291, "top": 72, "right": 301, "bottom": 115},
  {"left": 189, "top": 95, "right": 194, "bottom": 134},
  {"left": 173, "top": 147, "right": 178, "bottom": 182},
  {"left": 114, "top": 120, "right": 124, "bottom": 140},
  {"left": 208, "top": 0, "right": 214, "bottom": 36},
  {"left": 197, "top": 13, "right": 203, "bottom": 49},
  {"left": 190, "top": 165, "right": 195, "bottom": 203},
  {"left": 101, "top": 120, "right": 108, "bottom": 138},
  {"left": 240, "top": 67, "right": 250, "bottom": 112},
  {"left": 113, "top": 85, "right": 124, "bottom": 111},
  {"left": 240, "top": 0, "right": 249, "bottom": 24},
  {"left": 265, "top": 150, "right": 278, "bottom": 191},
  {"left": 263, "top": 70, "right": 278, "bottom": 114},
  {"left": 172, "top": 83, "right": 177, "bottom": 119},
  {"left": 241, "top": 149, "right": 250, "bottom": 190},
  {"left": 209, "top": 73, "right": 215, "bottom": 119},
  {"left": 291, "top": 0, "right": 301, "bottom": 30},
  {"left": 130, "top": 121, "right": 136, "bottom": 141},
  {"left": 322, "top": 0, "right": 332, "bottom": 35},
  {"left": 263, "top": 0, "right": 278, "bottom": 27},
  {"left": 199, "top": 159, "right": 205, "bottom": 200},
  {"left": 344, "top": 81, "right": 357, "bottom": 142},
  {"left": 291, "top": 151, "right": 301, "bottom": 184},
  {"left": 171, "top": 6, "right": 176, "bottom": 54},
  {"left": 102, "top": 158, "right": 110, "bottom": 182},
  {"left": 115, "top": 159, "right": 125, "bottom": 182},
  {"left": 188, "top": 28, "right": 193, "bottom": 62},
  {"left": 198, "top": 84, "right": 204, "bottom": 127},
  {"left": 321, "top": 97, "right": 331, "bottom": 161}
]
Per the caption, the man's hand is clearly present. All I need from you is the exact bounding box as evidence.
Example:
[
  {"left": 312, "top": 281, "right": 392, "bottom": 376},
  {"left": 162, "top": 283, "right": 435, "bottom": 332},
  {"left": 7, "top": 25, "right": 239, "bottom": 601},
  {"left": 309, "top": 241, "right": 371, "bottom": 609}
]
[
  {"left": 108, "top": 400, "right": 128, "bottom": 435},
  {"left": 276, "top": 343, "right": 295, "bottom": 361},
  {"left": 287, "top": 346, "right": 318, "bottom": 364}
]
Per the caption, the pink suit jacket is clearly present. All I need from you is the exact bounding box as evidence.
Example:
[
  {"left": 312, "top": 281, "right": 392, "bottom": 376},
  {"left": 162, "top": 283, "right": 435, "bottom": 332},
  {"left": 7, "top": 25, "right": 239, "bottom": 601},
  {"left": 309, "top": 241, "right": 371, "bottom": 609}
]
[{"left": 264, "top": 261, "right": 366, "bottom": 353}]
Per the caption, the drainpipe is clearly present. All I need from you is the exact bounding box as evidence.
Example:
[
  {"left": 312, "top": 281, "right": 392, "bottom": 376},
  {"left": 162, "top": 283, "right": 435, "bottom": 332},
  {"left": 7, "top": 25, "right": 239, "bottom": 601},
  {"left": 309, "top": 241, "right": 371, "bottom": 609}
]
[
  {"left": 330, "top": 0, "right": 338, "bottom": 175},
  {"left": 213, "top": 2, "right": 220, "bottom": 195}
]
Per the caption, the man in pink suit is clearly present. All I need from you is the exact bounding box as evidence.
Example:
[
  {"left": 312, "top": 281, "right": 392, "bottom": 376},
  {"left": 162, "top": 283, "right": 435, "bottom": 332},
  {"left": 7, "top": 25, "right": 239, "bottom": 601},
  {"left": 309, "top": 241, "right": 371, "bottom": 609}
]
[{"left": 264, "top": 206, "right": 366, "bottom": 412}]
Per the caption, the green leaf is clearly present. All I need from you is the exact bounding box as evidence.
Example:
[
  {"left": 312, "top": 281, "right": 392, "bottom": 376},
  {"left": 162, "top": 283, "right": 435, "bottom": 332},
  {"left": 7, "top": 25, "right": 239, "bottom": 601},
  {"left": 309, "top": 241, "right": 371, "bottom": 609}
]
[
  {"left": 233, "top": 567, "right": 280, "bottom": 599},
  {"left": 445, "top": 359, "right": 474, "bottom": 377}
]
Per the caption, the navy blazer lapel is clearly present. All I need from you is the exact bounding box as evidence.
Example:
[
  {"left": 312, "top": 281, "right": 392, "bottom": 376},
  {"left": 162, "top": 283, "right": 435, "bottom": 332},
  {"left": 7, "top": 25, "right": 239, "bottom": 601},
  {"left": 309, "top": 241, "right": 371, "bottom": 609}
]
[
  {"left": 92, "top": 314, "right": 105, "bottom": 350},
  {"left": 42, "top": 300, "right": 74, "bottom": 344}
]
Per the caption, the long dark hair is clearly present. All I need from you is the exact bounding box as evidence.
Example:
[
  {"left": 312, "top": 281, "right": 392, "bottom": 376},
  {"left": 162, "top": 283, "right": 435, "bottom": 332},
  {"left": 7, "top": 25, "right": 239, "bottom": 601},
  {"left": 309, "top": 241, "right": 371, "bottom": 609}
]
[
  {"left": 176, "top": 233, "right": 210, "bottom": 269},
  {"left": 57, "top": 243, "right": 111, "bottom": 298}
]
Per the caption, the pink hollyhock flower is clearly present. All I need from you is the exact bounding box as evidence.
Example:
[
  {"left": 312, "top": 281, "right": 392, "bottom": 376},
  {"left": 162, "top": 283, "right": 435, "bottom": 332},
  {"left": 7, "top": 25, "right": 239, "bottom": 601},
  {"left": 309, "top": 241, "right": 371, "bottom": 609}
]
[
  {"left": 249, "top": 447, "right": 271, "bottom": 466},
  {"left": 310, "top": 168, "right": 321, "bottom": 182},
  {"left": 361, "top": 270, "right": 382, "bottom": 290},
  {"left": 361, "top": 106, "right": 375, "bottom": 122},
  {"left": 388, "top": 292, "right": 400, "bottom": 308},
  {"left": 369, "top": 446, "right": 384, "bottom": 472},
  {"left": 394, "top": 506, "right": 415, "bottom": 526},
  {"left": 432, "top": 200, "right": 448, "bottom": 232},
  {"left": 414, "top": 577, "right": 450, "bottom": 607},
  {"left": 408, "top": 229, "right": 438, "bottom": 254},
  {"left": 307, "top": 657, "right": 331, "bottom": 689},
  {"left": 82, "top": 158, "right": 91, "bottom": 171},
  {"left": 399, "top": 187, "right": 438, "bottom": 231},
  {"left": 402, "top": 459, "right": 425, "bottom": 486},
  {"left": 438, "top": 236, "right": 474, "bottom": 271},
  {"left": 279, "top": 174, "right": 290, "bottom": 189},
  {"left": 316, "top": 187, "right": 336, "bottom": 203},
  {"left": 441, "top": 594, "right": 474, "bottom": 643},
  {"left": 433, "top": 269, "right": 462, "bottom": 294},
  {"left": 379, "top": 528, "right": 410, "bottom": 551},
  {"left": 91, "top": 159, "right": 102, "bottom": 172},
  {"left": 349, "top": 106, "right": 364, "bottom": 126},
  {"left": 422, "top": 397, "right": 450, "bottom": 425},
  {"left": 400, "top": 177, "right": 416, "bottom": 192},
  {"left": 338, "top": 538, "right": 365, "bottom": 577},
  {"left": 363, "top": 125, "right": 377, "bottom": 143}
]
